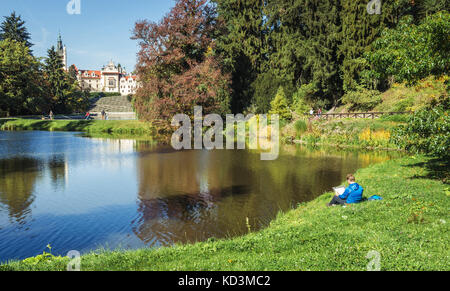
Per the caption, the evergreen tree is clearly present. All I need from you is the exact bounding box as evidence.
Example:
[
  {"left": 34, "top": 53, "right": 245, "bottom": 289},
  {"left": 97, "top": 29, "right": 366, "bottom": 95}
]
[
  {"left": 0, "top": 12, "right": 33, "bottom": 52},
  {"left": 298, "top": 0, "right": 343, "bottom": 106},
  {"left": 269, "top": 86, "right": 292, "bottom": 121},
  {"left": 44, "top": 47, "right": 88, "bottom": 113},
  {"left": 68, "top": 64, "right": 78, "bottom": 81},
  {"left": 213, "top": 0, "right": 268, "bottom": 113},
  {"left": 0, "top": 39, "right": 47, "bottom": 116}
]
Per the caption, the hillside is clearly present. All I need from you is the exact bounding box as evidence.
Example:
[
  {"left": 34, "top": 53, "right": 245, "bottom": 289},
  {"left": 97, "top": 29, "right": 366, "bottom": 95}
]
[{"left": 336, "top": 76, "right": 448, "bottom": 113}]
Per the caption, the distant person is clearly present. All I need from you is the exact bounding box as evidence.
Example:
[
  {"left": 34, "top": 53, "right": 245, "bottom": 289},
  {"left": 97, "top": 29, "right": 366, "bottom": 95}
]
[
  {"left": 49, "top": 110, "right": 54, "bottom": 120},
  {"left": 101, "top": 109, "right": 106, "bottom": 120},
  {"left": 310, "top": 109, "right": 314, "bottom": 116},
  {"left": 84, "top": 112, "right": 91, "bottom": 120},
  {"left": 318, "top": 108, "right": 322, "bottom": 118},
  {"left": 327, "top": 174, "right": 364, "bottom": 206}
]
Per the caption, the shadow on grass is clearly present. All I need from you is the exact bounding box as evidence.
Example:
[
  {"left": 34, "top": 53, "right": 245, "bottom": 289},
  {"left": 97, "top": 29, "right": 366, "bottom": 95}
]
[{"left": 406, "top": 157, "right": 449, "bottom": 184}]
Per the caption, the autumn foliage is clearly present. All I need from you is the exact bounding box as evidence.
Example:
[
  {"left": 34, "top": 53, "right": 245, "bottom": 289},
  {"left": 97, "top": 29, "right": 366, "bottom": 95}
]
[{"left": 132, "top": 0, "right": 230, "bottom": 129}]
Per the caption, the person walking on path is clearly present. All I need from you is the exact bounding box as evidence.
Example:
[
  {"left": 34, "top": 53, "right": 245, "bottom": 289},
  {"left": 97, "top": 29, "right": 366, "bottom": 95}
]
[
  {"left": 49, "top": 110, "right": 54, "bottom": 120},
  {"left": 101, "top": 109, "right": 106, "bottom": 120}
]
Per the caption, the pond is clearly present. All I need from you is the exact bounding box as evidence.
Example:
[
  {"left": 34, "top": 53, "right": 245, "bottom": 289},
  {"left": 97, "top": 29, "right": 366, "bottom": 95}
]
[{"left": 0, "top": 131, "right": 402, "bottom": 262}]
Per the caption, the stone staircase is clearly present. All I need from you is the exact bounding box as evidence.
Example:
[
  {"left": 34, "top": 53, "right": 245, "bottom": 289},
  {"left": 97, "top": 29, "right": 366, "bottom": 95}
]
[{"left": 89, "top": 95, "right": 136, "bottom": 120}]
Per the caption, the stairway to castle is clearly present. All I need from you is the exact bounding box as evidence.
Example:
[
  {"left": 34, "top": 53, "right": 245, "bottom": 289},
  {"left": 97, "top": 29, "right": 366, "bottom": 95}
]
[{"left": 89, "top": 95, "right": 136, "bottom": 120}]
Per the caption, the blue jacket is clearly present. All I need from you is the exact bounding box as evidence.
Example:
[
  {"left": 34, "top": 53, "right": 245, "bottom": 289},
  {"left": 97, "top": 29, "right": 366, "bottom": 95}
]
[{"left": 339, "top": 183, "right": 364, "bottom": 204}]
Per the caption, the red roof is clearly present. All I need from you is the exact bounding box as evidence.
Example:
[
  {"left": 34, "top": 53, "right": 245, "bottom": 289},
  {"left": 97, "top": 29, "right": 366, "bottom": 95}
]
[
  {"left": 80, "top": 70, "right": 101, "bottom": 79},
  {"left": 124, "top": 75, "right": 137, "bottom": 81}
]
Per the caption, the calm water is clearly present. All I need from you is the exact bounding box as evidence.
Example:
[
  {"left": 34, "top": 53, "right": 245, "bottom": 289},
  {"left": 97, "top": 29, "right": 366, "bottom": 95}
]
[{"left": 0, "top": 131, "right": 401, "bottom": 262}]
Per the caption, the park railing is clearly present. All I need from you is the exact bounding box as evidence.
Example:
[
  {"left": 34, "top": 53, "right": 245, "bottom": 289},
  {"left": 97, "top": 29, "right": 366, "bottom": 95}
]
[{"left": 306, "top": 111, "right": 412, "bottom": 120}]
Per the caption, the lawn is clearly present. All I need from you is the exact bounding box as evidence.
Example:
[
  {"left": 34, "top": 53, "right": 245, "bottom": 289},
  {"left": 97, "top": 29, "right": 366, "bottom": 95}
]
[{"left": 0, "top": 118, "right": 155, "bottom": 136}]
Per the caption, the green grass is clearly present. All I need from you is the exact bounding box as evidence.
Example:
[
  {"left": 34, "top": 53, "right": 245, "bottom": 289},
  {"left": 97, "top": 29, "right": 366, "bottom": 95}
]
[
  {"left": 2, "top": 155, "right": 448, "bottom": 271},
  {"left": 284, "top": 118, "right": 404, "bottom": 149},
  {"left": 0, "top": 118, "right": 155, "bottom": 136}
]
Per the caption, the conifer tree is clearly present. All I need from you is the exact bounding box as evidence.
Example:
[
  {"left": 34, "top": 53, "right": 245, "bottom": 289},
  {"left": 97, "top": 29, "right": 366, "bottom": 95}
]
[
  {"left": 213, "top": 0, "right": 268, "bottom": 113},
  {"left": 269, "top": 86, "right": 292, "bottom": 121},
  {"left": 0, "top": 12, "right": 33, "bottom": 52},
  {"left": 44, "top": 47, "right": 87, "bottom": 113}
]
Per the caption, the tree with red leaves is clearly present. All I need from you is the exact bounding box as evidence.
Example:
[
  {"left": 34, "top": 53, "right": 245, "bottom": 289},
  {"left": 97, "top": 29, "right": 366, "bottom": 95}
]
[{"left": 132, "top": 0, "right": 230, "bottom": 128}]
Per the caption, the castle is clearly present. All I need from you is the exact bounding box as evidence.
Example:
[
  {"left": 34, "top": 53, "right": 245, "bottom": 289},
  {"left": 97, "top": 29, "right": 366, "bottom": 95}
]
[{"left": 56, "top": 34, "right": 139, "bottom": 96}]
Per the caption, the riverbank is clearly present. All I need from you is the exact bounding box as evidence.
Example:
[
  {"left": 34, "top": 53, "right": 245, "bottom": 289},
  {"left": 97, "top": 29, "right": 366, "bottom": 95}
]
[
  {"left": 0, "top": 119, "right": 155, "bottom": 137},
  {"left": 283, "top": 115, "right": 408, "bottom": 150},
  {"left": 2, "top": 154, "right": 448, "bottom": 271}
]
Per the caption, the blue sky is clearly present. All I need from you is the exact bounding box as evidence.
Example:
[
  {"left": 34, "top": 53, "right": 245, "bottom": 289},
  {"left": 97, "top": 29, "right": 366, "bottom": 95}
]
[{"left": 0, "top": 0, "right": 176, "bottom": 72}]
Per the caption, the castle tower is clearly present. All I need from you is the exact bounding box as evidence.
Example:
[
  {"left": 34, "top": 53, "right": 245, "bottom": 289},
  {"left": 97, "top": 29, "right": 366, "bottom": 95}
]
[{"left": 57, "top": 33, "right": 68, "bottom": 71}]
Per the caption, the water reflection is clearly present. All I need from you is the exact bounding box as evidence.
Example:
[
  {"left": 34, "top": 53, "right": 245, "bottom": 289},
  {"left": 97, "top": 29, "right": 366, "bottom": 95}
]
[
  {"left": 131, "top": 146, "right": 402, "bottom": 247},
  {"left": 0, "top": 131, "right": 403, "bottom": 262},
  {"left": 0, "top": 158, "right": 41, "bottom": 225}
]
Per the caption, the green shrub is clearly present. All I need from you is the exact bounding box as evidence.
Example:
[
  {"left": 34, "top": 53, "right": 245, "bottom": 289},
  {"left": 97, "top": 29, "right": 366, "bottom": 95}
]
[
  {"left": 391, "top": 97, "right": 415, "bottom": 112},
  {"left": 392, "top": 97, "right": 449, "bottom": 158},
  {"left": 341, "top": 86, "right": 382, "bottom": 111},
  {"left": 269, "top": 86, "right": 292, "bottom": 121},
  {"left": 292, "top": 84, "right": 317, "bottom": 115},
  {"left": 380, "top": 114, "right": 410, "bottom": 123}
]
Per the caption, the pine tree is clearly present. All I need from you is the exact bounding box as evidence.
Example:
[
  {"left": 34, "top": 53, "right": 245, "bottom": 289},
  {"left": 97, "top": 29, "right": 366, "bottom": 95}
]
[
  {"left": 213, "top": 0, "right": 268, "bottom": 113},
  {"left": 0, "top": 12, "right": 33, "bottom": 52},
  {"left": 269, "top": 86, "right": 292, "bottom": 121},
  {"left": 299, "top": 0, "right": 343, "bottom": 105},
  {"left": 44, "top": 47, "right": 87, "bottom": 113}
]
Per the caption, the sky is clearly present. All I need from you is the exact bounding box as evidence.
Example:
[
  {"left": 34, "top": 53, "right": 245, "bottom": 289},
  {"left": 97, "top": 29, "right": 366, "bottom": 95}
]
[{"left": 0, "top": 0, "right": 176, "bottom": 72}]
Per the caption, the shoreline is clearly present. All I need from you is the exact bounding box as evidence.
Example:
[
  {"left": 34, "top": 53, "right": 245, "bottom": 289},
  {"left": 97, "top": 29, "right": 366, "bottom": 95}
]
[{"left": 1, "top": 154, "right": 448, "bottom": 271}]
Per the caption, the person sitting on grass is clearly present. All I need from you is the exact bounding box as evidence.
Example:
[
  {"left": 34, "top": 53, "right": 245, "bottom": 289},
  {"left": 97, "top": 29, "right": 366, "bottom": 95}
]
[{"left": 327, "top": 174, "right": 364, "bottom": 206}]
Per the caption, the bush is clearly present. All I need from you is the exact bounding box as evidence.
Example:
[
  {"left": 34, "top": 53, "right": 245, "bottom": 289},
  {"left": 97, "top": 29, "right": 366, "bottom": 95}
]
[
  {"left": 269, "top": 86, "right": 292, "bottom": 121},
  {"left": 292, "top": 84, "right": 316, "bottom": 115},
  {"left": 380, "top": 114, "right": 410, "bottom": 123},
  {"left": 391, "top": 97, "right": 415, "bottom": 112},
  {"left": 341, "top": 86, "right": 382, "bottom": 111},
  {"left": 392, "top": 97, "right": 449, "bottom": 158},
  {"left": 251, "top": 72, "right": 294, "bottom": 114}
]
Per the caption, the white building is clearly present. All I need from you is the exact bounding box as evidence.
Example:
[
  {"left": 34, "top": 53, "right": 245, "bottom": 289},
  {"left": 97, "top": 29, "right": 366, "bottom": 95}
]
[
  {"left": 74, "top": 61, "right": 139, "bottom": 96},
  {"left": 56, "top": 35, "right": 139, "bottom": 96}
]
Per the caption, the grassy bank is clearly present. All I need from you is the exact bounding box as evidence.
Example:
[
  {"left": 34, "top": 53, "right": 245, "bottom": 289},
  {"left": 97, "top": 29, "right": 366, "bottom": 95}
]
[
  {"left": 0, "top": 119, "right": 155, "bottom": 137},
  {"left": 2, "top": 155, "right": 448, "bottom": 271},
  {"left": 284, "top": 116, "right": 407, "bottom": 150}
]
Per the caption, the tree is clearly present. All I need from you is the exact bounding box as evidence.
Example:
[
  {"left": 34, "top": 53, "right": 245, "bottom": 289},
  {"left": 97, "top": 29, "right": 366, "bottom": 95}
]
[
  {"left": 43, "top": 47, "right": 88, "bottom": 113},
  {"left": 0, "top": 39, "right": 47, "bottom": 116},
  {"left": 269, "top": 86, "right": 292, "bottom": 121},
  {"left": 213, "top": 0, "right": 269, "bottom": 113},
  {"left": 132, "top": 0, "right": 231, "bottom": 128},
  {"left": 366, "top": 12, "right": 450, "bottom": 85},
  {"left": 392, "top": 96, "right": 449, "bottom": 159},
  {"left": 0, "top": 12, "right": 33, "bottom": 52}
]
